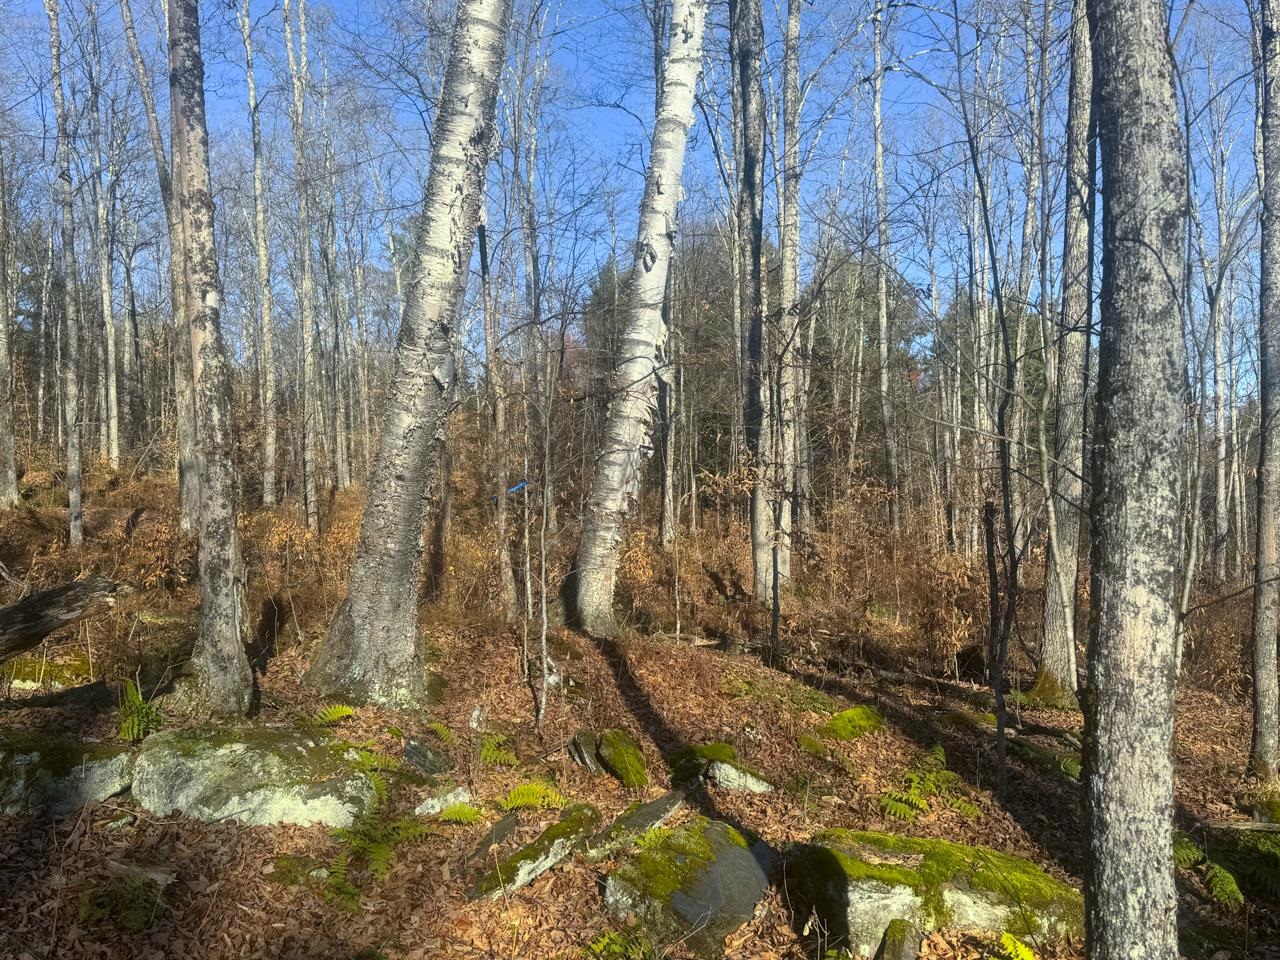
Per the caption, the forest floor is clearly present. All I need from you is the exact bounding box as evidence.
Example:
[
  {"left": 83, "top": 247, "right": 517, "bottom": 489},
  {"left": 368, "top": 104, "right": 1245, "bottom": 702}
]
[{"left": 0, "top": 470, "right": 1275, "bottom": 960}]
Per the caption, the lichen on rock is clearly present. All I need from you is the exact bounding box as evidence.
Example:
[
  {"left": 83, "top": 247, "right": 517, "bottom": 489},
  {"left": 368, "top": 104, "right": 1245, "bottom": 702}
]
[
  {"left": 0, "top": 727, "right": 134, "bottom": 816},
  {"left": 604, "top": 817, "right": 771, "bottom": 958},
  {"left": 785, "top": 830, "right": 1083, "bottom": 956},
  {"left": 469, "top": 802, "right": 600, "bottom": 899},
  {"left": 132, "top": 726, "right": 378, "bottom": 827}
]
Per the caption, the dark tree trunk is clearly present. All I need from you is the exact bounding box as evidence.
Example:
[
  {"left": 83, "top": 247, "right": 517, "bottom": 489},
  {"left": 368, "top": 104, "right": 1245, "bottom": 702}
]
[{"left": 0, "top": 576, "right": 120, "bottom": 663}]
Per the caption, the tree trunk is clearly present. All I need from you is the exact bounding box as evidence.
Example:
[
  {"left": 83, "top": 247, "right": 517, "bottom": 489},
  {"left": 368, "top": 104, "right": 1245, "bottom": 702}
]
[
  {"left": 0, "top": 576, "right": 121, "bottom": 663},
  {"left": 874, "top": 3, "right": 901, "bottom": 543},
  {"left": 167, "top": 0, "right": 253, "bottom": 717},
  {"left": 43, "top": 0, "right": 83, "bottom": 548},
  {"left": 283, "top": 0, "right": 321, "bottom": 532},
  {"left": 1038, "top": 0, "right": 1091, "bottom": 701},
  {"left": 1084, "top": 1, "right": 1187, "bottom": 956},
  {"left": 238, "top": 0, "right": 277, "bottom": 508},
  {"left": 307, "top": 0, "right": 512, "bottom": 706},
  {"left": 1251, "top": 0, "right": 1280, "bottom": 785},
  {"left": 0, "top": 146, "right": 16, "bottom": 508},
  {"left": 574, "top": 0, "right": 707, "bottom": 634},
  {"left": 119, "top": 0, "right": 199, "bottom": 531}
]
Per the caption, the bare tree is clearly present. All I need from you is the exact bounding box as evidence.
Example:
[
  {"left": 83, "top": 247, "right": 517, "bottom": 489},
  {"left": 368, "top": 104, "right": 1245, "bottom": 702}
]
[
  {"left": 0, "top": 143, "right": 16, "bottom": 508},
  {"left": 308, "top": 0, "right": 513, "bottom": 707},
  {"left": 1251, "top": 0, "right": 1280, "bottom": 785},
  {"left": 1084, "top": 0, "right": 1187, "bottom": 956}
]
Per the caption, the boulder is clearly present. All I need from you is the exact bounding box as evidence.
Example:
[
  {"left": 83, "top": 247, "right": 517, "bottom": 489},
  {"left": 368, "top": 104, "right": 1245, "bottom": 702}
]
[
  {"left": 785, "top": 830, "right": 1083, "bottom": 956},
  {"left": 0, "top": 727, "right": 134, "bottom": 816},
  {"left": 604, "top": 817, "right": 774, "bottom": 958},
  {"left": 705, "top": 760, "right": 773, "bottom": 794},
  {"left": 568, "top": 730, "right": 605, "bottom": 774},
  {"left": 874, "top": 918, "right": 923, "bottom": 960},
  {"left": 403, "top": 738, "right": 453, "bottom": 777},
  {"left": 469, "top": 803, "right": 600, "bottom": 899},
  {"left": 587, "top": 791, "right": 685, "bottom": 860},
  {"left": 598, "top": 729, "right": 649, "bottom": 788},
  {"left": 132, "top": 727, "right": 377, "bottom": 827},
  {"left": 671, "top": 743, "right": 773, "bottom": 793},
  {"left": 414, "top": 785, "right": 471, "bottom": 817}
]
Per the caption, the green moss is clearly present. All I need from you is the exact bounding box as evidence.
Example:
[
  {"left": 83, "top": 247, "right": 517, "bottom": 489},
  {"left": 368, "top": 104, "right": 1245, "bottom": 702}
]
[
  {"left": 470, "top": 803, "right": 601, "bottom": 898},
  {"left": 1024, "top": 674, "right": 1080, "bottom": 711},
  {"left": 810, "top": 830, "right": 1083, "bottom": 937},
  {"left": 5, "top": 652, "right": 93, "bottom": 688},
  {"left": 722, "top": 671, "right": 839, "bottom": 715},
  {"left": 798, "top": 734, "right": 826, "bottom": 757},
  {"left": 815, "top": 706, "right": 883, "bottom": 742},
  {"left": 267, "top": 854, "right": 328, "bottom": 887},
  {"left": 1239, "top": 786, "right": 1280, "bottom": 823},
  {"left": 937, "top": 707, "right": 997, "bottom": 731},
  {"left": 598, "top": 729, "right": 649, "bottom": 789},
  {"left": 611, "top": 818, "right": 719, "bottom": 903},
  {"left": 0, "top": 728, "right": 132, "bottom": 778},
  {"left": 77, "top": 874, "right": 163, "bottom": 932}
]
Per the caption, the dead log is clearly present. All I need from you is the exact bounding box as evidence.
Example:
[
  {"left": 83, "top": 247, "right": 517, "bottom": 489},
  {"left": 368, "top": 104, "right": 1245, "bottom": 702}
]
[{"left": 0, "top": 575, "right": 120, "bottom": 663}]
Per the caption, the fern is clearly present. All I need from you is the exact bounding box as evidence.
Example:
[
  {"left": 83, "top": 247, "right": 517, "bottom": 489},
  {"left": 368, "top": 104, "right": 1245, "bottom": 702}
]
[
  {"left": 479, "top": 734, "right": 518, "bottom": 767},
  {"left": 997, "top": 931, "right": 1036, "bottom": 960},
  {"left": 118, "top": 679, "right": 163, "bottom": 742},
  {"left": 1172, "top": 832, "right": 1204, "bottom": 869},
  {"left": 327, "top": 811, "right": 432, "bottom": 908},
  {"left": 878, "top": 745, "right": 975, "bottom": 822},
  {"left": 499, "top": 782, "right": 566, "bottom": 812},
  {"left": 1204, "top": 861, "right": 1244, "bottom": 912},
  {"left": 438, "top": 802, "right": 484, "bottom": 824},
  {"left": 313, "top": 704, "right": 356, "bottom": 727},
  {"left": 879, "top": 795, "right": 919, "bottom": 821},
  {"left": 424, "top": 720, "right": 454, "bottom": 745}
]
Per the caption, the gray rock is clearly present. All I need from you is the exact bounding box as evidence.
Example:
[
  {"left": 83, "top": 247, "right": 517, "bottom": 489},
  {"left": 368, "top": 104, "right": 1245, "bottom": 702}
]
[
  {"left": 874, "top": 918, "right": 923, "bottom": 960},
  {"left": 568, "top": 730, "right": 604, "bottom": 774},
  {"left": 0, "top": 728, "right": 134, "bottom": 816},
  {"left": 414, "top": 785, "right": 471, "bottom": 816},
  {"left": 469, "top": 803, "right": 601, "bottom": 899},
  {"left": 132, "top": 727, "right": 377, "bottom": 827},
  {"left": 587, "top": 790, "right": 685, "bottom": 860},
  {"left": 403, "top": 738, "right": 453, "bottom": 776},
  {"left": 604, "top": 817, "right": 773, "bottom": 958},
  {"left": 785, "top": 830, "right": 1083, "bottom": 956},
  {"left": 704, "top": 759, "right": 774, "bottom": 794}
]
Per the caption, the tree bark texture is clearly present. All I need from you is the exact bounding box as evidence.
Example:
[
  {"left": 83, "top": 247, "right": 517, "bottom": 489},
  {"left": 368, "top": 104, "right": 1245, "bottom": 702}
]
[{"left": 308, "top": 0, "right": 513, "bottom": 706}]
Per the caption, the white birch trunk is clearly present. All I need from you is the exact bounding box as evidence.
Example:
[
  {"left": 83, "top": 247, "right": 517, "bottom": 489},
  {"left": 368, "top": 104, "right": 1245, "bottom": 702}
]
[
  {"left": 307, "top": 0, "right": 512, "bottom": 705},
  {"left": 574, "top": 0, "right": 707, "bottom": 634}
]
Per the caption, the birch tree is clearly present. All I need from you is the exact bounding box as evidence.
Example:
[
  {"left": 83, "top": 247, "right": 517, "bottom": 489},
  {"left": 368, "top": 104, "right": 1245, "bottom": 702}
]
[
  {"left": 238, "top": 0, "right": 278, "bottom": 507},
  {"left": 44, "top": 0, "right": 83, "bottom": 547},
  {"left": 1084, "top": 0, "right": 1187, "bottom": 955},
  {"left": 1037, "top": 0, "right": 1091, "bottom": 702},
  {"left": 1250, "top": 0, "right": 1280, "bottom": 785},
  {"left": 308, "top": 0, "right": 513, "bottom": 706},
  {"left": 0, "top": 144, "right": 16, "bottom": 509},
  {"left": 574, "top": 0, "right": 708, "bottom": 635},
  {"left": 166, "top": 0, "right": 253, "bottom": 715}
]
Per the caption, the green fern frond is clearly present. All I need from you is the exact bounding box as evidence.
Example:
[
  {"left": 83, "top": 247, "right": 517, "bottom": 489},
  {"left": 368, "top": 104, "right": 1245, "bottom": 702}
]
[
  {"left": 949, "top": 796, "right": 982, "bottom": 819},
  {"left": 1205, "top": 861, "right": 1244, "bottom": 912},
  {"left": 479, "top": 734, "right": 518, "bottom": 767},
  {"left": 880, "top": 795, "right": 918, "bottom": 821},
  {"left": 998, "top": 931, "right": 1036, "bottom": 960},
  {"left": 118, "top": 679, "right": 163, "bottom": 742},
  {"left": 313, "top": 704, "right": 356, "bottom": 727},
  {"left": 438, "top": 803, "right": 484, "bottom": 824},
  {"left": 424, "top": 721, "right": 454, "bottom": 745},
  {"left": 1172, "top": 832, "right": 1204, "bottom": 869},
  {"left": 499, "top": 782, "right": 567, "bottom": 811}
]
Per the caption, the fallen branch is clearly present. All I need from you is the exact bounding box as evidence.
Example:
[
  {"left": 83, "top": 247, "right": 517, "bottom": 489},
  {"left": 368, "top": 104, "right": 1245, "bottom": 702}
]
[
  {"left": 1207, "top": 820, "right": 1280, "bottom": 833},
  {"left": 0, "top": 575, "right": 121, "bottom": 663}
]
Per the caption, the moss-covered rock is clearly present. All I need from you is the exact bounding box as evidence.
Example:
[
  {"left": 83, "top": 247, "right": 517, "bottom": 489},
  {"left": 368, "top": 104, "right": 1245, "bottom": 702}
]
[
  {"left": 669, "top": 742, "right": 773, "bottom": 793},
  {"left": 1239, "top": 787, "right": 1280, "bottom": 825},
  {"left": 0, "top": 727, "right": 134, "bottom": 816},
  {"left": 598, "top": 729, "right": 649, "bottom": 789},
  {"left": 604, "top": 817, "right": 772, "bottom": 958},
  {"left": 469, "top": 802, "right": 600, "bottom": 899},
  {"left": 874, "top": 917, "right": 923, "bottom": 960},
  {"left": 785, "top": 830, "right": 1082, "bottom": 955},
  {"left": 587, "top": 791, "right": 685, "bottom": 860},
  {"left": 132, "top": 727, "right": 377, "bottom": 827},
  {"left": 5, "top": 652, "right": 93, "bottom": 691},
  {"left": 815, "top": 706, "right": 883, "bottom": 742},
  {"left": 414, "top": 785, "right": 471, "bottom": 816}
]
